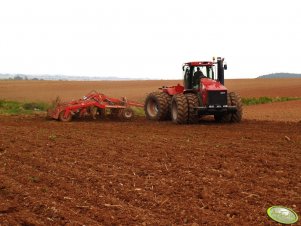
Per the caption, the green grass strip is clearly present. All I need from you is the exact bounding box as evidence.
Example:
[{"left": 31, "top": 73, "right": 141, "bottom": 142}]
[
  {"left": 0, "top": 100, "right": 50, "bottom": 115},
  {"left": 241, "top": 96, "right": 301, "bottom": 106},
  {"left": 132, "top": 107, "right": 145, "bottom": 117}
]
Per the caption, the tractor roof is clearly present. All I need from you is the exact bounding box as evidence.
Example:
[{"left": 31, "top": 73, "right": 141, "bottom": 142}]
[{"left": 184, "top": 61, "right": 214, "bottom": 66}]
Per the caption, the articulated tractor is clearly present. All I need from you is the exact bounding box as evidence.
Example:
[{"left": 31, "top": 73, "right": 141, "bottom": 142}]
[{"left": 144, "top": 57, "right": 243, "bottom": 124}]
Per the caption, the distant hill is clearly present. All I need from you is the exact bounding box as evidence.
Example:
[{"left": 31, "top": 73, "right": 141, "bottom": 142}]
[{"left": 257, "top": 73, "right": 301, "bottom": 79}]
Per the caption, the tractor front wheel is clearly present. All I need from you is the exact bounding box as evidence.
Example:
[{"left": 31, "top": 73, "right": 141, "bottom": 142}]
[
  {"left": 171, "top": 94, "right": 188, "bottom": 124},
  {"left": 214, "top": 92, "right": 242, "bottom": 123},
  {"left": 229, "top": 92, "right": 243, "bottom": 122}
]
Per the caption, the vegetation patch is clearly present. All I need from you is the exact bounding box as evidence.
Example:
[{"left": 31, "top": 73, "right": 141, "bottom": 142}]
[
  {"left": 242, "top": 96, "right": 301, "bottom": 106},
  {"left": 0, "top": 100, "right": 50, "bottom": 115},
  {"left": 132, "top": 107, "right": 145, "bottom": 117}
]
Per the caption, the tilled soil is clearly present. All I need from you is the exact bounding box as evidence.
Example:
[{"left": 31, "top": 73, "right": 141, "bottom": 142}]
[
  {"left": 244, "top": 100, "right": 301, "bottom": 122},
  {"left": 0, "top": 115, "right": 300, "bottom": 225}
]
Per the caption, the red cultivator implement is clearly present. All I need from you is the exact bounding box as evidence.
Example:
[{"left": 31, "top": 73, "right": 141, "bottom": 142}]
[{"left": 47, "top": 90, "right": 144, "bottom": 122}]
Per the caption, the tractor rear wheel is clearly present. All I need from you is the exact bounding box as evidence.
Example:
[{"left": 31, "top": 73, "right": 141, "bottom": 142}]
[
  {"left": 59, "top": 110, "right": 72, "bottom": 122},
  {"left": 145, "top": 92, "right": 171, "bottom": 121},
  {"left": 185, "top": 93, "right": 200, "bottom": 124},
  {"left": 119, "top": 108, "right": 134, "bottom": 120},
  {"left": 171, "top": 94, "right": 188, "bottom": 124}
]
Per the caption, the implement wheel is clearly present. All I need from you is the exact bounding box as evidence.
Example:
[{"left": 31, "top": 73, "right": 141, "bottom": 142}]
[
  {"left": 145, "top": 92, "right": 171, "bottom": 121},
  {"left": 119, "top": 108, "right": 134, "bottom": 120},
  {"left": 171, "top": 94, "right": 188, "bottom": 124},
  {"left": 59, "top": 110, "right": 72, "bottom": 122}
]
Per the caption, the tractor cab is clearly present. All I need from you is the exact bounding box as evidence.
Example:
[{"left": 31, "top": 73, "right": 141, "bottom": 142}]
[{"left": 182, "top": 57, "right": 227, "bottom": 90}]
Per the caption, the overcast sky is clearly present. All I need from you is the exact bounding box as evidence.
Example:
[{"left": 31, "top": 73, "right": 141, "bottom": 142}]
[{"left": 0, "top": 0, "right": 300, "bottom": 79}]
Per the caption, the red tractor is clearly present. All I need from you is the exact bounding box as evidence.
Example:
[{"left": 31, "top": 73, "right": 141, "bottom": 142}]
[{"left": 144, "top": 57, "right": 242, "bottom": 124}]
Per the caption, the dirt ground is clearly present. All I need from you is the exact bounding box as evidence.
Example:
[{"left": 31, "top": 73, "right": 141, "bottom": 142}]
[
  {"left": 1, "top": 79, "right": 301, "bottom": 225},
  {"left": 0, "top": 115, "right": 300, "bottom": 225},
  {"left": 244, "top": 100, "right": 301, "bottom": 122}
]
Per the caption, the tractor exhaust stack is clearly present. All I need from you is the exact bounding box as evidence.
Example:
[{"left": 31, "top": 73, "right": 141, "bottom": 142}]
[{"left": 217, "top": 57, "right": 225, "bottom": 85}]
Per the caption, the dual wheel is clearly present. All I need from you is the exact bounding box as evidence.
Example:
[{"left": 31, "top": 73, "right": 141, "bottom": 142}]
[{"left": 144, "top": 92, "right": 199, "bottom": 124}]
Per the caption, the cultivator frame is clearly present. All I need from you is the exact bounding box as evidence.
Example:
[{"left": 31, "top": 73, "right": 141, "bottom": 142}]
[{"left": 47, "top": 90, "right": 143, "bottom": 122}]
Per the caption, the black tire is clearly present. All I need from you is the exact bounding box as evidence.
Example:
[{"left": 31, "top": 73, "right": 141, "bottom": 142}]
[
  {"left": 59, "top": 110, "right": 72, "bottom": 122},
  {"left": 214, "top": 92, "right": 242, "bottom": 123},
  {"left": 161, "top": 92, "right": 172, "bottom": 120},
  {"left": 144, "top": 92, "right": 171, "bottom": 121},
  {"left": 229, "top": 92, "right": 243, "bottom": 122},
  {"left": 119, "top": 108, "right": 134, "bottom": 120},
  {"left": 185, "top": 93, "right": 200, "bottom": 124},
  {"left": 171, "top": 94, "right": 188, "bottom": 124}
]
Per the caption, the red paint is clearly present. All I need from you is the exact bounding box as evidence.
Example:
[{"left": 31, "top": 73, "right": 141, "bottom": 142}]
[
  {"left": 162, "top": 84, "right": 184, "bottom": 95},
  {"left": 184, "top": 61, "right": 214, "bottom": 66}
]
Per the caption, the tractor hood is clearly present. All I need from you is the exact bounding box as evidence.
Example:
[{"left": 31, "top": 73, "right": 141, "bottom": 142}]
[{"left": 201, "top": 78, "right": 227, "bottom": 91}]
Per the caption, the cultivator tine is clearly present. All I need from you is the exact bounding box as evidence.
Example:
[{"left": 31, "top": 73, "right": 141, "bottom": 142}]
[
  {"left": 47, "top": 96, "right": 62, "bottom": 119},
  {"left": 54, "top": 96, "right": 61, "bottom": 107}
]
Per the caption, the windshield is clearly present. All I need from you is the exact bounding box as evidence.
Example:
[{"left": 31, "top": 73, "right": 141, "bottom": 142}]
[
  {"left": 183, "top": 65, "right": 216, "bottom": 89},
  {"left": 191, "top": 66, "right": 215, "bottom": 79},
  {"left": 192, "top": 66, "right": 206, "bottom": 77}
]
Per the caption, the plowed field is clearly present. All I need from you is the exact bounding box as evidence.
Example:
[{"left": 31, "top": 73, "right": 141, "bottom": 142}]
[
  {"left": 0, "top": 115, "right": 300, "bottom": 225},
  {"left": 0, "top": 79, "right": 301, "bottom": 225}
]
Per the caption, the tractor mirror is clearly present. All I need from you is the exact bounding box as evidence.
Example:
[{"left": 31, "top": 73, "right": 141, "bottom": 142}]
[
  {"left": 224, "top": 64, "right": 228, "bottom": 70},
  {"left": 182, "top": 65, "right": 185, "bottom": 71}
]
